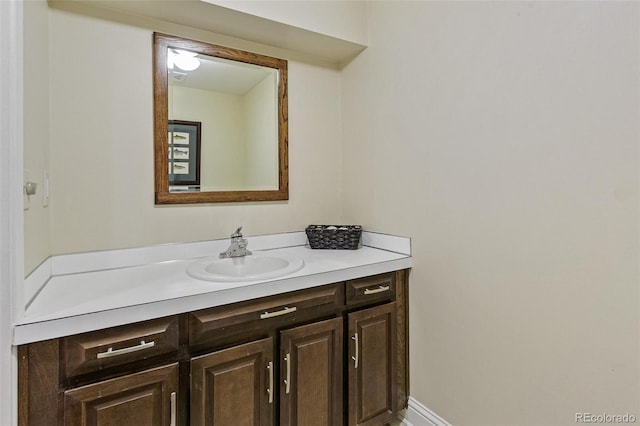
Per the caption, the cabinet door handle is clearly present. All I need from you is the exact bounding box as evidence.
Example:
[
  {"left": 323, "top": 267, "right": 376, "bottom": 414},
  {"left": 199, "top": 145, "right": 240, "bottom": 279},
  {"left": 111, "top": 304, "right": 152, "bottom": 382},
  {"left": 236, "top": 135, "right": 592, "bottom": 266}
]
[
  {"left": 284, "top": 353, "right": 291, "bottom": 394},
  {"left": 267, "top": 361, "right": 274, "bottom": 404},
  {"left": 351, "top": 333, "right": 359, "bottom": 369},
  {"left": 96, "top": 340, "right": 155, "bottom": 359},
  {"left": 170, "top": 391, "right": 176, "bottom": 426},
  {"left": 260, "top": 306, "right": 297, "bottom": 320},
  {"left": 363, "top": 285, "right": 390, "bottom": 295}
]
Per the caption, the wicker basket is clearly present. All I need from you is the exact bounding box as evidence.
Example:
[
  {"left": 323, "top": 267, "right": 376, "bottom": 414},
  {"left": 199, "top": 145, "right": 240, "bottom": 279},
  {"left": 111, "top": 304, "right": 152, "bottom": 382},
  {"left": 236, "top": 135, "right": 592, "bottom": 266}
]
[{"left": 305, "top": 225, "right": 362, "bottom": 250}]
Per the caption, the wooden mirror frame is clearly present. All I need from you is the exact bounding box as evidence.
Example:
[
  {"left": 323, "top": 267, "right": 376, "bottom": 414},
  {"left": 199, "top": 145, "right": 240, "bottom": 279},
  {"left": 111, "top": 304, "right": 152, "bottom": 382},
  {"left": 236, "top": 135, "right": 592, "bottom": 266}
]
[{"left": 153, "top": 33, "right": 289, "bottom": 204}]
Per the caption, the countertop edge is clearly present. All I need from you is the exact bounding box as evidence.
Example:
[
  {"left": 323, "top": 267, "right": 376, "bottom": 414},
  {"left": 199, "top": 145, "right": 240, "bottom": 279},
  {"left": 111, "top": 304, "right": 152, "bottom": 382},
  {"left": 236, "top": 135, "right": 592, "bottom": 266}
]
[{"left": 13, "top": 256, "right": 411, "bottom": 345}]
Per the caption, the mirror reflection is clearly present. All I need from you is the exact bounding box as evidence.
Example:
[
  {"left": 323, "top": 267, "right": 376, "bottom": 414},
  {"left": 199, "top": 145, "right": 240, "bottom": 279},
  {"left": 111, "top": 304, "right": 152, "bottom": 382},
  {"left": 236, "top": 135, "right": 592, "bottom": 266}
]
[
  {"left": 153, "top": 33, "right": 288, "bottom": 204},
  {"left": 168, "top": 53, "right": 279, "bottom": 192}
]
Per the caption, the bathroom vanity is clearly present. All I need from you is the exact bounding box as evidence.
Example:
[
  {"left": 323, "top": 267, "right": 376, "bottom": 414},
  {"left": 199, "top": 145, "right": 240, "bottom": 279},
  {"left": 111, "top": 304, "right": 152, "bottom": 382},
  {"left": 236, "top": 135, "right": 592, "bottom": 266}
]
[
  {"left": 16, "top": 2, "right": 402, "bottom": 424},
  {"left": 16, "top": 232, "right": 411, "bottom": 426}
]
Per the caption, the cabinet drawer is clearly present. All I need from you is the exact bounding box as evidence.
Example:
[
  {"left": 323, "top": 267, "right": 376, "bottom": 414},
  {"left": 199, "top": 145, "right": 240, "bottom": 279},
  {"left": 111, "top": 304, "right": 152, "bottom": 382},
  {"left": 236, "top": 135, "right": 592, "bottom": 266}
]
[
  {"left": 189, "top": 283, "right": 343, "bottom": 348},
  {"left": 62, "top": 316, "right": 180, "bottom": 378},
  {"left": 346, "top": 272, "right": 395, "bottom": 306}
]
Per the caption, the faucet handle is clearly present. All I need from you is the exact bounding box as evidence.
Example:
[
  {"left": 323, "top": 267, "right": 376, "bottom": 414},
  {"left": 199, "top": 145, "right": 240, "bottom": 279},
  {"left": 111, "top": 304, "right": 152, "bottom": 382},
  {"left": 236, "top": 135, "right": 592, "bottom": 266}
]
[{"left": 231, "top": 227, "right": 243, "bottom": 238}]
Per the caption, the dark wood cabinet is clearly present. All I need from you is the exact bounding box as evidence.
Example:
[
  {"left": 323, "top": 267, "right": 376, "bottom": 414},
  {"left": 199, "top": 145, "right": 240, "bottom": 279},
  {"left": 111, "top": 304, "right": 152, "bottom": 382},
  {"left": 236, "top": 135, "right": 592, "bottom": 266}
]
[
  {"left": 188, "top": 284, "right": 342, "bottom": 353},
  {"left": 62, "top": 316, "right": 181, "bottom": 379},
  {"left": 191, "top": 338, "right": 274, "bottom": 426},
  {"left": 64, "top": 363, "right": 179, "bottom": 426},
  {"left": 18, "top": 270, "right": 409, "bottom": 426},
  {"left": 348, "top": 303, "right": 397, "bottom": 426},
  {"left": 279, "top": 317, "right": 343, "bottom": 426}
]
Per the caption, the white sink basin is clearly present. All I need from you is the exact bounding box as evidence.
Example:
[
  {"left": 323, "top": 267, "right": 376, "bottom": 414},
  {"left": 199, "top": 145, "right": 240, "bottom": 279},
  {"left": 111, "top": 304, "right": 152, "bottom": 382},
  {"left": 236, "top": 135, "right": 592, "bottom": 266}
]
[{"left": 186, "top": 252, "right": 305, "bottom": 282}]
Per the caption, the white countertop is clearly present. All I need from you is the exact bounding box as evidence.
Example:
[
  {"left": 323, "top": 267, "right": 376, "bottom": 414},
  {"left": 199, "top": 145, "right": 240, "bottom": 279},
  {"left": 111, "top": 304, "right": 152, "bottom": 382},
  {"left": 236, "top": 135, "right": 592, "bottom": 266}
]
[{"left": 14, "top": 231, "right": 411, "bottom": 345}]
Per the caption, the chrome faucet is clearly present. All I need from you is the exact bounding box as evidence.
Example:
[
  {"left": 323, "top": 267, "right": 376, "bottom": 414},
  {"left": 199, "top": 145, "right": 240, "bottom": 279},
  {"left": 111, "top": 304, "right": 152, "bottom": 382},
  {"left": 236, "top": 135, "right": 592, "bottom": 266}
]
[{"left": 219, "top": 227, "right": 252, "bottom": 258}]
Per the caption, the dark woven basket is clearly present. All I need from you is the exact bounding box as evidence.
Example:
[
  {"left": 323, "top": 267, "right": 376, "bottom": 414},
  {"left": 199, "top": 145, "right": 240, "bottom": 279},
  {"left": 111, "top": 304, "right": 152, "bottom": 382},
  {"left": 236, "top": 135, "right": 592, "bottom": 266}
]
[{"left": 305, "top": 225, "right": 362, "bottom": 250}]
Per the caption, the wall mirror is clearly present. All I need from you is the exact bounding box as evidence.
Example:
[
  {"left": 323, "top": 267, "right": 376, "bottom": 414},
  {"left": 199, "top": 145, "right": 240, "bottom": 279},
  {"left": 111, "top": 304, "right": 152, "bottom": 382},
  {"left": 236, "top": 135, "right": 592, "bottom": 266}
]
[{"left": 153, "top": 33, "right": 288, "bottom": 204}]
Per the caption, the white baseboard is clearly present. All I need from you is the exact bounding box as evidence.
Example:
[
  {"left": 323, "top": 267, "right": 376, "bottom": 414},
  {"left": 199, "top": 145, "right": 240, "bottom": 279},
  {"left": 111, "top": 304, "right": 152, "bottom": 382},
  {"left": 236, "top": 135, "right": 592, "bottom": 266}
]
[{"left": 398, "top": 397, "right": 452, "bottom": 426}]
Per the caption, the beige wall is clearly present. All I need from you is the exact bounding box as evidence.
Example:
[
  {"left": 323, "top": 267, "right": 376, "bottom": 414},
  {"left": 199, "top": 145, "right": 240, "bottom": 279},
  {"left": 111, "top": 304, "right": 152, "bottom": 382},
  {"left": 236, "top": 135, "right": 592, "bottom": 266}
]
[
  {"left": 341, "top": 2, "right": 639, "bottom": 425},
  {"left": 169, "top": 78, "right": 278, "bottom": 190},
  {"left": 207, "top": 0, "right": 368, "bottom": 45},
  {"left": 46, "top": 6, "right": 342, "bottom": 254},
  {"left": 244, "top": 74, "right": 278, "bottom": 189},
  {"left": 244, "top": 74, "right": 280, "bottom": 189},
  {"left": 22, "top": 1, "right": 640, "bottom": 424},
  {"left": 170, "top": 85, "right": 246, "bottom": 189},
  {"left": 23, "top": 0, "right": 51, "bottom": 274}
]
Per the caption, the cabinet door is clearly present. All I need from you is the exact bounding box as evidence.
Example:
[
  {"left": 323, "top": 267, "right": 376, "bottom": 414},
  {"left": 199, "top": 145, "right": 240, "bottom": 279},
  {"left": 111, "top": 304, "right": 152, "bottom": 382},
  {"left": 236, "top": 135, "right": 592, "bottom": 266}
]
[
  {"left": 348, "top": 303, "right": 397, "bottom": 426},
  {"left": 63, "top": 363, "right": 179, "bottom": 426},
  {"left": 279, "top": 317, "right": 343, "bottom": 426},
  {"left": 190, "top": 337, "right": 274, "bottom": 426}
]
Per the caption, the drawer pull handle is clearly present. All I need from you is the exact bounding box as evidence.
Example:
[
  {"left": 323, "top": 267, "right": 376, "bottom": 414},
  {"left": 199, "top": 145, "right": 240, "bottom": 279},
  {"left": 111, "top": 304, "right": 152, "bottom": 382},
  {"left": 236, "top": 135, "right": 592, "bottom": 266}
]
[
  {"left": 352, "top": 333, "right": 359, "bottom": 369},
  {"left": 260, "top": 306, "right": 297, "bottom": 320},
  {"left": 363, "top": 285, "right": 390, "bottom": 295},
  {"left": 170, "top": 391, "right": 176, "bottom": 426},
  {"left": 96, "top": 340, "right": 156, "bottom": 359},
  {"left": 284, "top": 353, "right": 291, "bottom": 394},
  {"left": 267, "top": 361, "right": 274, "bottom": 404}
]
